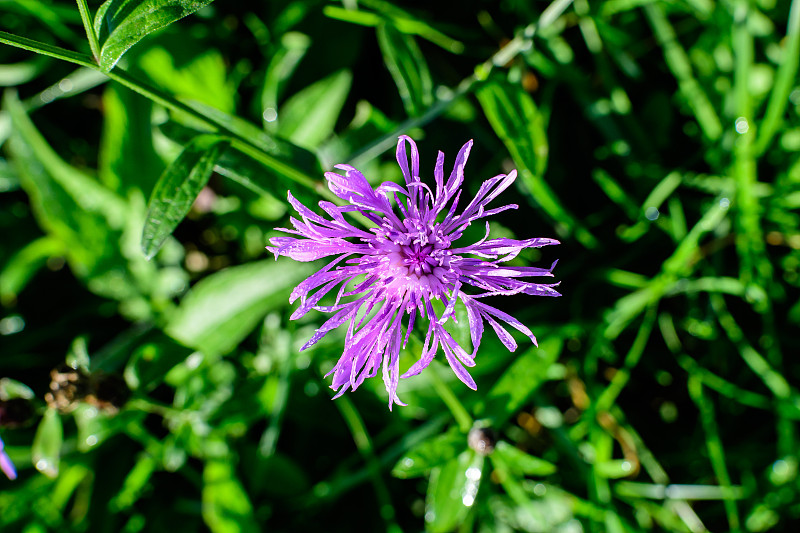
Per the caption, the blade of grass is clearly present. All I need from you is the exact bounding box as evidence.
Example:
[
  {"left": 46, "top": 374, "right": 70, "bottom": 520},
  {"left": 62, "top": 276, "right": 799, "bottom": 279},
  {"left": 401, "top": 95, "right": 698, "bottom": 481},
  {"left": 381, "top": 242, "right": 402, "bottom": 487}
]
[
  {"left": 0, "top": 30, "right": 95, "bottom": 67},
  {"left": 709, "top": 294, "right": 792, "bottom": 400},
  {"left": 687, "top": 376, "right": 741, "bottom": 531},
  {"left": 732, "top": 0, "right": 770, "bottom": 287},
  {"left": 755, "top": 0, "right": 800, "bottom": 155},
  {"left": 643, "top": 3, "right": 722, "bottom": 141}
]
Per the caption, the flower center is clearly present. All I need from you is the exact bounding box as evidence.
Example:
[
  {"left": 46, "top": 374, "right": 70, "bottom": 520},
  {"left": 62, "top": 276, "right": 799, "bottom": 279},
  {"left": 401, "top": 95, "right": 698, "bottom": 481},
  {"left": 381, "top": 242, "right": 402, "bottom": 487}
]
[{"left": 378, "top": 227, "right": 453, "bottom": 298}]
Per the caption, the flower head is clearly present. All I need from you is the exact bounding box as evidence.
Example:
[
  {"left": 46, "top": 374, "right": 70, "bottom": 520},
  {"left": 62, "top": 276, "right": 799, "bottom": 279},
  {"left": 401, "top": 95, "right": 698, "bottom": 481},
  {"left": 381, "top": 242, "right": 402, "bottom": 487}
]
[{"left": 267, "top": 136, "right": 560, "bottom": 408}]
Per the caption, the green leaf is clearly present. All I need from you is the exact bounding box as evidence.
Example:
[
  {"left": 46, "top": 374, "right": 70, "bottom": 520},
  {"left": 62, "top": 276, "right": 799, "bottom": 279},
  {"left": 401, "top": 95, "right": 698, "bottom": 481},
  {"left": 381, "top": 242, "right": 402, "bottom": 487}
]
[
  {"left": 492, "top": 441, "right": 557, "bottom": 476},
  {"left": 476, "top": 78, "right": 598, "bottom": 249},
  {"left": 32, "top": 408, "right": 63, "bottom": 478},
  {"left": 137, "top": 44, "right": 235, "bottom": 114},
  {"left": 426, "top": 450, "right": 483, "bottom": 533},
  {"left": 141, "top": 134, "right": 229, "bottom": 260},
  {"left": 0, "top": 378, "right": 35, "bottom": 400},
  {"left": 0, "top": 30, "right": 95, "bottom": 68},
  {"left": 99, "top": 84, "right": 164, "bottom": 196},
  {"left": 277, "top": 69, "right": 352, "bottom": 149},
  {"left": 476, "top": 337, "right": 563, "bottom": 425},
  {"left": 393, "top": 427, "right": 466, "bottom": 479},
  {"left": 202, "top": 458, "right": 259, "bottom": 533},
  {"left": 166, "top": 259, "right": 315, "bottom": 357},
  {"left": 110, "top": 454, "right": 158, "bottom": 511},
  {"left": 66, "top": 336, "right": 91, "bottom": 373},
  {"left": 124, "top": 333, "right": 194, "bottom": 391},
  {"left": 261, "top": 32, "right": 311, "bottom": 130},
  {"left": 0, "top": 236, "right": 65, "bottom": 305},
  {"left": 377, "top": 23, "right": 433, "bottom": 117},
  {"left": 94, "top": 0, "right": 216, "bottom": 71},
  {"left": 182, "top": 100, "right": 323, "bottom": 190},
  {"left": 4, "top": 90, "right": 132, "bottom": 292}
]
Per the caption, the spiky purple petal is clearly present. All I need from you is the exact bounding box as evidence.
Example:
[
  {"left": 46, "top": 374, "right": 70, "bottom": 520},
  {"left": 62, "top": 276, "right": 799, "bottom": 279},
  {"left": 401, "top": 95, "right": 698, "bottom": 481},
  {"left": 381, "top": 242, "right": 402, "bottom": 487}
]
[{"left": 268, "top": 136, "right": 560, "bottom": 408}]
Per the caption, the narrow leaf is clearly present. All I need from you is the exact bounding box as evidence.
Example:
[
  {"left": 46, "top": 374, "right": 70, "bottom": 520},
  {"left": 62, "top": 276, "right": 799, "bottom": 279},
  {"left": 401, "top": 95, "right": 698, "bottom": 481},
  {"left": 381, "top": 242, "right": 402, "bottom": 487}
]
[
  {"left": 377, "top": 23, "right": 433, "bottom": 117},
  {"left": 493, "top": 442, "right": 557, "bottom": 476},
  {"left": 141, "top": 134, "right": 229, "bottom": 260}
]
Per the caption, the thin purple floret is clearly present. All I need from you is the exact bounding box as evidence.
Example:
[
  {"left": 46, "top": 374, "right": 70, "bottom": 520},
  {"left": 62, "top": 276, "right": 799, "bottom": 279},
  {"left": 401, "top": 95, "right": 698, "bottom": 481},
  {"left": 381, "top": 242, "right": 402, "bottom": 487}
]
[{"left": 267, "top": 136, "right": 560, "bottom": 409}]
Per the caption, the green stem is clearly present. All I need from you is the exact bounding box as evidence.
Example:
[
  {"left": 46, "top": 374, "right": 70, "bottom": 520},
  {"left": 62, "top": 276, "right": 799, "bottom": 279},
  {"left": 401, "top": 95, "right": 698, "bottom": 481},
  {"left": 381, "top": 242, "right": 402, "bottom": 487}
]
[
  {"left": 687, "top": 376, "right": 741, "bottom": 531},
  {"left": 429, "top": 360, "right": 473, "bottom": 433},
  {"left": 0, "top": 31, "right": 322, "bottom": 193},
  {"left": 75, "top": 0, "right": 101, "bottom": 63},
  {"left": 755, "top": 0, "right": 800, "bottom": 154},
  {"left": 335, "top": 396, "right": 402, "bottom": 533}
]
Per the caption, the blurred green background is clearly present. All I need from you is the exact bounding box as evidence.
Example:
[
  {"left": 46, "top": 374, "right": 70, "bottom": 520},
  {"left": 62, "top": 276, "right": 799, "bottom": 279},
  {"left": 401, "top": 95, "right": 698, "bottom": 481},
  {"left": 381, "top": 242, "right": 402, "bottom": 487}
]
[{"left": 1, "top": 0, "right": 800, "bottom": 531}]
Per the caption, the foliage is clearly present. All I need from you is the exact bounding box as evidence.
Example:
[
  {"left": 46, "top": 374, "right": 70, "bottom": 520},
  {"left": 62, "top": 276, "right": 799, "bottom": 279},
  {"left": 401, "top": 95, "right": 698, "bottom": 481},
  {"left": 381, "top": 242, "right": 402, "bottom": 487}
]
[{"left": 1, "top": 0, "right": 800, "bottom": 532}]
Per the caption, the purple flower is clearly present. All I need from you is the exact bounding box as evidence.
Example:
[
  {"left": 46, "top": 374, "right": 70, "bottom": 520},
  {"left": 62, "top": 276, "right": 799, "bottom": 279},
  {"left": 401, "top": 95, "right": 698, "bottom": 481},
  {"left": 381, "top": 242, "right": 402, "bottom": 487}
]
[
  {"left": 267, "top": 136, "right": 560, "bottom": 408},
  {"left": 0, "top": 434, "right": 16, "bottom": 480}
]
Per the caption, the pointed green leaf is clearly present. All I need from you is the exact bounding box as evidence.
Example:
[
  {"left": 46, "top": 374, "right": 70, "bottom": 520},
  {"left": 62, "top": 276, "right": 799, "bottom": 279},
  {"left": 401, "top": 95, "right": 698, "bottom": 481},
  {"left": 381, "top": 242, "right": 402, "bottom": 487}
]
[
  {"left": 393, "top": 427, "right": 466, "bottom": 479},
  {"left": 202, "top": 458, "right": 259, "bottom": 533},
  {"left": 0, "top": 236, "right": 65, "bottom": 305},
  {"left": 426, "top": 450, "right": 484, "bottom": 533},
  {"left": 141, "top": 134, "right": 229, "bottom": 260},
  {"left": 66, "top": 336, "right": 91, "bottom": 373},
  {"left": 277, "top": 69, "right": 352, "bottom": 149},
  {"left": 493, "top": 441, "right": 557, "bottom": 476},
  {"left": 32, "top": 408, "right": 63, "bottom": 478},
  {"left": 377, "top": 23, "right": 433, "bottom": 117},
  {"left": 94, "top": 0, "right": 216, "bottom": 71},
  {"left": 100, "top": 84, "right": 164, "bottom": 196},
  {"left": 4, "top": 90, "right": 130, "bottom": 288}
]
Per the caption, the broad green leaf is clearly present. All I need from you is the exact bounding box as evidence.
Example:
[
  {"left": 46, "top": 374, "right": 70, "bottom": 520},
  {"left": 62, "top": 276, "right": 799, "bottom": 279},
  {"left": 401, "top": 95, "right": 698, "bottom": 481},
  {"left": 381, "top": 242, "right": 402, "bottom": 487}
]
[
  {"left": 393, "top": 427, "right": 466, "bottom": 479},
  {"left": 426, "top": 450, "right": 483, "bottom": 533},
  {"left": 261, "top": 31, "right": 311, "bottom": 130},
  {"left": 99, "top": 84, "right": 164, "bottom": 196},
  {"left": 94, "top": 0, "right": 216, "bottom": 70},
  {"left": 137, "top": 45, "right": 235, "bottom": 114},
  {"left": 202, "top": 459, "right": 259, "bottom": 533},
  {"left": 476, "top": 78, "right": 598, "bottom": 248},
  {"left": 141, "top": 134, "right": 229, "bottom": 260},
  {"left": 493, "top": 441, "right": 557, "bottom": 476},
  {"left": 277, "top": 69, "right": 352, "bottom": 149},
  {"left": 32, "top": 408, "right": 62, "bottom": 478},
  {"left": 166, "top": 259, "right": 315, "bottom": 356},
  {"left": 0, "top": 236, "right": 65, "bottom": 305},
  {"left": 377, "top": 23, "right": 433, "bottom": 117},
  {"left": 476, "top": 337, "right": 563, "bottom": 425},
  {"left": 4, "top": 90, "right": 134, "bottom": 296}
]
